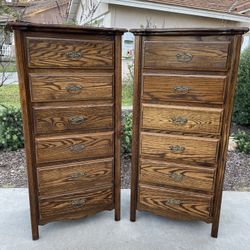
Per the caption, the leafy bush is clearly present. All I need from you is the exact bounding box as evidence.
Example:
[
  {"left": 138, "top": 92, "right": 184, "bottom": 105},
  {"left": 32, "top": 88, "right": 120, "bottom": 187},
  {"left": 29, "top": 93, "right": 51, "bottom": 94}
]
[
  {"left": 0, "top": 107, "right": 24, "bottom": 151},
  {"left": 233, "top": 131, "right": 250, "bottom": 154},
  {"left": 122, "top": 112, "right": 132, "bottom": 157},
  {"left": 233, "top": 46, "right": 250, "bottom": 125}
]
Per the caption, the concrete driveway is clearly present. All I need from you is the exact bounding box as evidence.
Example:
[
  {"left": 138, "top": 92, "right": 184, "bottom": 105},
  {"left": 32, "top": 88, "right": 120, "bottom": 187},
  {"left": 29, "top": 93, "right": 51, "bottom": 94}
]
[{"left": 0, "top": 189, "right": 250, "bottom": 250}]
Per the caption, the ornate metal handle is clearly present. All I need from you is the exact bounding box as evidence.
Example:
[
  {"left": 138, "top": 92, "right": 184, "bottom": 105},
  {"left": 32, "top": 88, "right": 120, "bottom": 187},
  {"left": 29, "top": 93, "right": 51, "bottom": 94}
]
[
  {"left": 169, "top": 145, "right": 185, "bottom": 154},
  {"left": 68, "top": 172, "right": 87, "bottom": 180},
  {"left": 71, "top": 198, "right": 86, "bottom": 208},
  {"left": 70, "top": 144, "right": 85, "bottom": 152},
  {"left": 165, "top": 199, "right": 181, "bottom": 205},
  {"left": 65, "top": 85, "right": 82, "bottom": 93},
  {"left": 65, "top": 51, "right": 82, "bottom": 59},
  {"left": 169, "top": 172, "right": 184, "bottom": 182},
  {"left": 69, "top": 116, "right": 85, "bottom": 125},
  {"left": 173, "top": 86, "right": 191, "bottom": 94},
  {"left": 176, "top": 52, "right": 193, "bottom": 62},
  {"left": 170, "top": 116, "right": 188, "bottom": 126}
]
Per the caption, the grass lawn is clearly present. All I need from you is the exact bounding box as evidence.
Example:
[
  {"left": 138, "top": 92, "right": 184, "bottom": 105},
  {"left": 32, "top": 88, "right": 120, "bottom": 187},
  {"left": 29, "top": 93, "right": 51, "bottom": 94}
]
[
  {"left": 0, "top": 84, "right": 20, "bottom": 108},
  {"left": 122, "top": 81, "right": 133, "bottom": 107},
  {"left": 0, "top": 62, "right": 17, "bottom": 72}
]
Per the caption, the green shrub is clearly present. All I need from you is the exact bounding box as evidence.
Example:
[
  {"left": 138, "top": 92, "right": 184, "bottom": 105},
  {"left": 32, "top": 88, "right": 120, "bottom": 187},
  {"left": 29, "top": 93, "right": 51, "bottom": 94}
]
[
  {"left": 0, "top": 107, "right": 24, "bottom": 151},
  {"left": 233, "top": 46, "right": 250, "bottom": 125},
  {"left": 233, "top": 131, "right": 250, "bottom": 154},
  {"left": 122, "top": 112, "right": 132, "bottom": 157}
]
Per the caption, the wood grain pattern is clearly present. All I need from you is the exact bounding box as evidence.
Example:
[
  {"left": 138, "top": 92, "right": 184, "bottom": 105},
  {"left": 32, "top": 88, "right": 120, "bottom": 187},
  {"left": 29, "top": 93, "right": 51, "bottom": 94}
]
[
  {"left": 27, "top": 37, "right": 114, "bottom": 68},
  {"left": 29, "top": 73, "right": 113, "bottom": 102},
  {"left": 140, "top": 159, "right": 215, "bottom": 192},
  {"left": 143, "top": 41, "right": 230, "bottom": 71},
  {"left": 39, "top": 186, "right": 113, "bottom": 224},
  {"left": 35, "top": 132, "right": 114, "bottom": 164},
  {"left": 138, "top": 184, "right": 213, "bottom": 221},
  {"left": 143, "top": 74, "right": 226, "bottom": 104},
  {"left": 141, "top": 132, "right": 219, "bottom": 164},
  {"left": 33, "top": 104, "right": 113, "bottom": 134},
  {"left": 142, "top": 104, "right": 223, "bottom": 135},
  {"left": 37, "top": 158, "right": 113, "bottom": 196}
]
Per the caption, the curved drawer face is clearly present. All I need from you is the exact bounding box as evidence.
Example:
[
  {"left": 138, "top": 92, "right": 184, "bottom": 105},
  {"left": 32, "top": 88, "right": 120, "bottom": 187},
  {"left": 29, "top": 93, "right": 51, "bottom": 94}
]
[
  {"left": 27, "top": 37, "right": 114, "bottom": 68},
  {"left": 37, "top": 158, "right": 113, "bottom": 196},
  {"left": 142, "top": 104, "right": 223, "bottom": 135},
  {"left": 33, "top": 104, "right": 113, "bottom": 134},
  {"left": 29, "top": 73, "right": 113, "bottom": 102},
  {"left": 141, "top": 132, "right": 219, "bottom": 164},
  {"left": 35, "top": 132, "right": 114, "bottom": 164},
  {"left": 39, "top": 186, "right": 113, "bottom": 224},
  {"left": 140, "top": 159, "right": 215, "bottom": 192},
  {"left": 143, "top": 41, "right": 230, "bottom": 71},
  {"left": 138, "top": 184, "right": 213, "bottom": 221},
  {"left": 143, "top": 74, "right": 226, "bottom": 104}
]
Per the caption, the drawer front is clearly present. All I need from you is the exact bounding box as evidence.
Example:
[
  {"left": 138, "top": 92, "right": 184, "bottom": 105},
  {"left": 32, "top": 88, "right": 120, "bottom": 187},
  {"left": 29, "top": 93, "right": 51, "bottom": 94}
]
[
  {"left": 140, "top": 159, "right": 215, "bottom": 192},
  {"left": 27, "top": 37, "right": 114, "bottom": 68},
  {"left": 37, "top": 158, "right": 113, "bottom": 196},
  {"left": 142, "top": 104, "right": 223, "bottom": 135},
  {"left": 143, "top": 74, "right": 226, "bottom": 104},
  {"left": 39, "top": 186, "right": 113, "bottom": 224},
  {"left": 33, "top": 104, "right": 113, "bottom": 134},
  {"left": 30, "top": 73, "right": 113, "bottom": 102},
  {"left": 143, "top": 41, "right": 230, "bottom": 71},
  {"left": 141, "top": 132, "right": 219, "bottom": 164},
  {"left": 138, "top": 184, "right": 213, "bottom": 221},
  {"left": 35, "top": 132, "right": 113, "bottom": 164}
]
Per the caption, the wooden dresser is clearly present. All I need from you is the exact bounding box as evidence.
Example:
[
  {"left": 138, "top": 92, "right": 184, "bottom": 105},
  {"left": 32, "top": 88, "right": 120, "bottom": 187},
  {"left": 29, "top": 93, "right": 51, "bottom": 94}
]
[
  {"left": 10, "top": 22, "right": 125, "bottom": 240},
  {"left": 130, "top": 28, "right": 248, "bottom": 237}
]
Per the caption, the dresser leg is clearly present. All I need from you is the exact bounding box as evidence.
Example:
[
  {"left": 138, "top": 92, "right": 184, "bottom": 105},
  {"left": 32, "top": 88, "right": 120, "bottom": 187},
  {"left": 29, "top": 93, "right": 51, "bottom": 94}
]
[
  {"left": 211, "top": 222, "right": 219, "bottom": 238},
  {"left": 115, "top": 206, "right": 121, "bottom": 221},
  {"left": 31, "top": 224, "right": 39, "bottom": 240}
]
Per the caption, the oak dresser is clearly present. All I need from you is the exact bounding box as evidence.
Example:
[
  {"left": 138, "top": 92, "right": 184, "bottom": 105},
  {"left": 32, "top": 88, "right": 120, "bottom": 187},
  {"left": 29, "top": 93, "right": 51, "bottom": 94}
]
[
  {"left": 130, "top": 28, "right": 248, "bottom": 237},
  {"left": 10, "top": 22, "right": 126, "bottom": 240}
]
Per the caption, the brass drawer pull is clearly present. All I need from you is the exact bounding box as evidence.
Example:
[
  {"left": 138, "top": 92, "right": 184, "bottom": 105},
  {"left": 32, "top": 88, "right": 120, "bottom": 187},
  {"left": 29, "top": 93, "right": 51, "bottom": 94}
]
[
  {"left": 65, "top": 51, "right": 82, "bottom": 59},
  {"left": 170, "top": 116, "right": 188, "bottom": 126},
  {"left": 65, "top": 85, "right": 82, "bottom": 93},
  {"left": 169, "top": 145, "right": 185, "bottom": 153},
  {"left": 71, "top": 198, "right": 86, "bottom": 208},
  {"left": 70, "top": 144, "right": 85, "bottom": 152},
  {"left": 169, "top": 173, "right": 184, "bottom": 182},
  {"left": 69, "top": 116, "right": 85, "bottom": 125},
  {"left": 173, "top": 86, "right": 191, "bottom": 94},
  {"left": 68, "top": 172, "right": 87, "bottom": 180},
  {"left": 176, "top": 52, "right": 193, "bottom": 62},
  {"left": 165, "top": 199, "right": 181, "bottom": 206}
]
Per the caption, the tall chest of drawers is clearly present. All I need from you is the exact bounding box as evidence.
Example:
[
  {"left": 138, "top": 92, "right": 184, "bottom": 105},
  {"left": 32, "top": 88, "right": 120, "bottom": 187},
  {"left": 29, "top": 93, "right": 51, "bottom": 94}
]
[
  {"left": 10, "top": 22, "right": 125, "bottom": 240},
  {"left": 130, "top": 28, "right": 248, "bottom": 237}
]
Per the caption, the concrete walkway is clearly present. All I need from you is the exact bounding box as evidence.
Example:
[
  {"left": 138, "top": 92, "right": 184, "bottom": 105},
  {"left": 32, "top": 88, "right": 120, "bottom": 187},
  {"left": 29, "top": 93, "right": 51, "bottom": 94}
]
[{"left": 0, "top": 189, "right": 250, "bottom": 250}]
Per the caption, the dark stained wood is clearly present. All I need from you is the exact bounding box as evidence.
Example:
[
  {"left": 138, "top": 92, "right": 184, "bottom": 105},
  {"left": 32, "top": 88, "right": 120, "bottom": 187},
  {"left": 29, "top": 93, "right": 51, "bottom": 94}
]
[
  {"left": 143, "top": 74, "right": 227, "bottom": 104},
  {"left": 39, "top": 186, "right": 113, "bottom": 224},
  {"left": 33, "top": 104, "right": 113, "bottom": 134},
  {"left": 140, "top": 159, "right": 215, "bottom": 192},
  {"left": 37, "top": 158, "right": 113, "bottom": 196},
  {"left": 143, "top": 41, "right": 230, "bottom": 71},
  {"left": 142, "top": 104, "right": 223, "bottom": 135},
  {"left": 29, "top": 73, "right": 113, "bottom": 102},
  {"left": 27, "top": 37, "right": 114, "bottom": 69}
]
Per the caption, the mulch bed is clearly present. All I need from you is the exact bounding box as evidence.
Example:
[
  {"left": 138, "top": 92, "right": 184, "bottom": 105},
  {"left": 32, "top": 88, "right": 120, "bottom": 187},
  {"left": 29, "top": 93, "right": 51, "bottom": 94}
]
[{"left": 0, "top": 149, "right": 249, "bottom": 190}]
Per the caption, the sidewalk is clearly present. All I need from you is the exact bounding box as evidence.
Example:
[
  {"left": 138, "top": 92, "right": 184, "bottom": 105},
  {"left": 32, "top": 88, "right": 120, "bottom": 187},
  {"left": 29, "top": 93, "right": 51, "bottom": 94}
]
[{"left": 0, "top": 189, "right": 250, "bottom": 250}]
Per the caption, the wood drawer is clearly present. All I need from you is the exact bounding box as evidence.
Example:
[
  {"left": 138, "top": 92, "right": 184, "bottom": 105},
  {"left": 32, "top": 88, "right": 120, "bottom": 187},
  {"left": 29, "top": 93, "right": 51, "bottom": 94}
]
[
  {"left": 141, "top": 132, "right": 219, "bottom": 164},
  {"left": 27, "top": 37, "right": 114, "bottom": 69},
  {"left": 138, "top": 184, "right": 213, "bottom": 221},
  {"left": 33, "top": 104, "right": 113, "bottom": 134},
  {"left": 143, "top": 74, "right": 226, "bottom": 104},
  {"left": 140, "top": 159, "right": 215, "bottom": 192},
  {"left": 37, "top": 158, "right": 113, "bottom": 196},
  {"left": 143, "top": 41, "right": 230, "bottom": 71},
  {"left": 35, "top": 132, "right": 113, "bottom": 164},
  {"left": 142, "top": 104, "right": 223, "bottom": 135},
  {"left": 29, "top": 73, "right": 113, "bottom": 102},
  {"left": 39, "top": 186, "right": 113, "bottom": 224}
]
